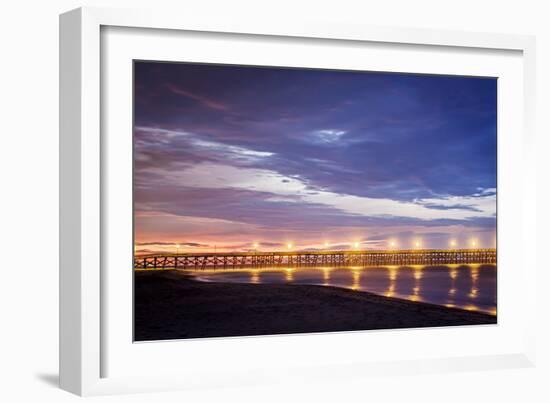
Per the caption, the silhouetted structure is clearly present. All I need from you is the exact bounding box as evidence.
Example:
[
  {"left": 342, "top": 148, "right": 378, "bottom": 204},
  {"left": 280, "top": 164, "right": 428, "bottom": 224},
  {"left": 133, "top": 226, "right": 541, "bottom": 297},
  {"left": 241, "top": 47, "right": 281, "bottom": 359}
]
[{"left": 134, "top": 248, "right": 496, "bottom": 270}]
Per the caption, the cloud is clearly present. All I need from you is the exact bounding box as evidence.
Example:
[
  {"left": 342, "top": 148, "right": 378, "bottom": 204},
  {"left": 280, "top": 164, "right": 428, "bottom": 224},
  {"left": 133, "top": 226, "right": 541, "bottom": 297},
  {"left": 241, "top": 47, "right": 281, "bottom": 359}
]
[
  {"left": 192, "top": 139, "right": 274, "bottom": 160},
  {"left": 413, "top": 194, "right": 495, "bottom": 216},
  {"left": 134, "top": 126, "right": 275, "bottom": 167},
  {"left": 414, "top": 203, "right": 483, "bottom": 212},
  {"left": 310, "top": 129, "right": 347, "bottom": 144},
  {"left": 473, "top": 187, "right": 497, "bottom": 197},
  {"left": 136, "top": 241, "right": 208, "bottom": 247},
  {"left": 166, "top": 84, "right": 228, "bottom": 111},
  {"left": 134, "top": 126, "right": 192, "bottom": 138},
  {"left": 140, "top": 161, "right": 496, "bottom": 222}
]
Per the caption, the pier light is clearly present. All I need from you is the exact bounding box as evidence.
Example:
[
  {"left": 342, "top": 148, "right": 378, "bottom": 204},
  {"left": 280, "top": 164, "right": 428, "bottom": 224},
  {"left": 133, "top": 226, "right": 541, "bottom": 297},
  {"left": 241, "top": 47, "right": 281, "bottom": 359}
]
[{"left": 176, "top": 243, "right": 180, "bottom": 255}]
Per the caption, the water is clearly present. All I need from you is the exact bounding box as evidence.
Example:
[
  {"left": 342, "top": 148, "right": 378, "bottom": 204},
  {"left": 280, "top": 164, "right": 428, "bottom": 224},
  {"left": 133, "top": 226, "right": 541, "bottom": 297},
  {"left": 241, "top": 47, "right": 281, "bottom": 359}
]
[{"left": 190, "top": 264, "right": 497, "bottom": 315}]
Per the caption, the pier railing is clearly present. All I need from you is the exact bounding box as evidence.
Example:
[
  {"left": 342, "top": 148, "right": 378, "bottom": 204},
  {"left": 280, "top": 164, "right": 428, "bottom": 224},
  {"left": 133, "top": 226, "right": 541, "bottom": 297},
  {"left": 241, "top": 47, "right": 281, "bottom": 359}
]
[{"left": 134, "top": 248, "right": 496, "bottom": 270}]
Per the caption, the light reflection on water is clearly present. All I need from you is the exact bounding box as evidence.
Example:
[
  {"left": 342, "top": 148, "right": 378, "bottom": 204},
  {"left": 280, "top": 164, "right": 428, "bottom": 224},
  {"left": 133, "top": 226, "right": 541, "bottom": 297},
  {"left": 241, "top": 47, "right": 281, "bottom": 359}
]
[{"left": 190, "top": 264, "right": 497, "bottom": 315}]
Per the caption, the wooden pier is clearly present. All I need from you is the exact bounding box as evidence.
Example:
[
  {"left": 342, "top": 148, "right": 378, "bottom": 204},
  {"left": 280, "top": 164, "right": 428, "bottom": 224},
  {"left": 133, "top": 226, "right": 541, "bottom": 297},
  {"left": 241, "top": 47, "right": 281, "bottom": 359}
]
[{"left": 134, "top": 248, "right": 496, "bottom": 270}]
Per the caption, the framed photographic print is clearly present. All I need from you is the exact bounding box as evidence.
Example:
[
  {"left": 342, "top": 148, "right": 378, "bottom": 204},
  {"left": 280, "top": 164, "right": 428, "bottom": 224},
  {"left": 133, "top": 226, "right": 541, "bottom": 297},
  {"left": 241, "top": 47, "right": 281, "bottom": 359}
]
[
  {"left": 133, "top": 60, "right": 498, "bottom": 341},
  {"left": 60, "top": 7, "right": 537, "bottom": 396}
]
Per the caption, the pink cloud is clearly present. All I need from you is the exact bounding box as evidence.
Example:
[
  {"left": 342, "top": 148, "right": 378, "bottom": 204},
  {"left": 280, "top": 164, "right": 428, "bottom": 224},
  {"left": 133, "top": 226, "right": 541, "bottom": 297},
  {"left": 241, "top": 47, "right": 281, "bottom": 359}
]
[{"left": 166, "top": 84, "right": 227, "bottom": 111}]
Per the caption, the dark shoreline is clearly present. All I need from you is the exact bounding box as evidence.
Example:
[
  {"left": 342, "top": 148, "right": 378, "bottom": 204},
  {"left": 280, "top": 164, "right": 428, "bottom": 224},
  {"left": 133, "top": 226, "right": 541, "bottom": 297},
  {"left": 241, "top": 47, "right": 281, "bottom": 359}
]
[{"left": 134, "top": 269, "right": 496, "bottom": 341}]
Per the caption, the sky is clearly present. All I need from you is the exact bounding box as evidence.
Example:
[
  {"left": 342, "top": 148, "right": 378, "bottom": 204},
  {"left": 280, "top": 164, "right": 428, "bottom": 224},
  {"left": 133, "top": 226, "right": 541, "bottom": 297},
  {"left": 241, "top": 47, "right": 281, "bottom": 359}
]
[{"left": 133, "top": 61, "right": 497, "bottom": 254}]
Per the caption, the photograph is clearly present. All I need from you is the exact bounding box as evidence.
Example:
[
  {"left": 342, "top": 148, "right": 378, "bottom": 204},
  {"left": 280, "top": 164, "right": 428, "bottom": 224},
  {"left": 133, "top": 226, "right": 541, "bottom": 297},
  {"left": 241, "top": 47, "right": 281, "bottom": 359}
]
[{"left": 133, "top": 61, "right": 497, "bottom": 341}]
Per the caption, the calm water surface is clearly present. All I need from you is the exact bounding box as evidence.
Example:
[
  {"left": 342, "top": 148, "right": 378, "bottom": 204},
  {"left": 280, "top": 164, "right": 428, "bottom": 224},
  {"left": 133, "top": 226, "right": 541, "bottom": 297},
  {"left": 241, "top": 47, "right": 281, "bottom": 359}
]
[{"left": 190, "top": 264, "right": 497, "bottom": 315}]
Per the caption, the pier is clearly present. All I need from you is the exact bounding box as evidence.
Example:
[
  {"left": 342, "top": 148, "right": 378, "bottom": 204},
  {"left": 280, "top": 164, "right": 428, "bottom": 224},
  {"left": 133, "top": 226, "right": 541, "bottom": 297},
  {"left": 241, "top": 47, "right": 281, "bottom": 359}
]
[{"left": 134, "top": 248, "right": 496, "bottom": 270}]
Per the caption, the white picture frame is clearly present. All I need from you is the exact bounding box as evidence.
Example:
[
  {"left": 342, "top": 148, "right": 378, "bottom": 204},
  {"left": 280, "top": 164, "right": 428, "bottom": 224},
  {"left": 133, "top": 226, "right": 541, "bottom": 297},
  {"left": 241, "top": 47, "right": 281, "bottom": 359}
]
[{"left": 59, "top": 6, "right": 537, "bottom": 396}]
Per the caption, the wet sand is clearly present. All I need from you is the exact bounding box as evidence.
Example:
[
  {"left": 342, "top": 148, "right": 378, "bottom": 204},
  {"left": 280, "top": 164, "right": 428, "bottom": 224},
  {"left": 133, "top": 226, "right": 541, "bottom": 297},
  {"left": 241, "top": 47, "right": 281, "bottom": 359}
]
[{"left": 134, "top": 269, "right": 496, "bottom": 341}]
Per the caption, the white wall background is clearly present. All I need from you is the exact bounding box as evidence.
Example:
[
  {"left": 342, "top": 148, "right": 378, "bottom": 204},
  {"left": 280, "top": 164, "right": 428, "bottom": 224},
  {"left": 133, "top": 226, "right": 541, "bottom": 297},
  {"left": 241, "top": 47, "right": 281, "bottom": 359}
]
[{"left": 0, "top": 0, "right": 548, "bottom": 401}]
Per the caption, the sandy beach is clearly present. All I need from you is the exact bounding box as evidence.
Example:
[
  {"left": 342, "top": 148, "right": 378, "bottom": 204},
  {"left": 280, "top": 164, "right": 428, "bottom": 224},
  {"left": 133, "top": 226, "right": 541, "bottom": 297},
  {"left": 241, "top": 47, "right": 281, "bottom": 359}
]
[{"left": 134, "top": 269, "right": 496, "bottom": 341}]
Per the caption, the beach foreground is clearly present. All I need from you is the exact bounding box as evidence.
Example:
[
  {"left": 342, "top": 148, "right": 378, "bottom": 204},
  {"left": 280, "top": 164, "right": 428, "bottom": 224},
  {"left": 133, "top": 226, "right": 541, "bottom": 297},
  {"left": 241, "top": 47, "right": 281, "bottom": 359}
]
[{"left": 135, "top": 270, "right": 496, "bottom": 341}]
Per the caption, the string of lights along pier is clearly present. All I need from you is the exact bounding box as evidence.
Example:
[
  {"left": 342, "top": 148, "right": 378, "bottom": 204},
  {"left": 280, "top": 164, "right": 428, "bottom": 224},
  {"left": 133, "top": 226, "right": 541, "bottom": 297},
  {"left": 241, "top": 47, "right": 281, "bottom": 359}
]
[{"left": 134, "top": 248, "right": 497, "bottom": 270}]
